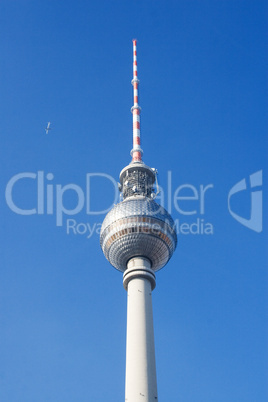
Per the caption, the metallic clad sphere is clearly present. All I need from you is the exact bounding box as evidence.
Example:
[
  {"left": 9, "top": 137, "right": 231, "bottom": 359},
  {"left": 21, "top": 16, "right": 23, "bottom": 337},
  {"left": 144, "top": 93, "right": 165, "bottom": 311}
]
[{"left": 100, "top": 196, "right": 177, "bottom": 272}]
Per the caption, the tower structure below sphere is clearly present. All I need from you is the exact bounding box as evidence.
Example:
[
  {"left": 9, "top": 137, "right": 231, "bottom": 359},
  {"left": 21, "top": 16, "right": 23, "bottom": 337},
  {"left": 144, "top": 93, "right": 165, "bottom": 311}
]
[{"left": 100, "top": 40, "right": 177, "bottom": 402}]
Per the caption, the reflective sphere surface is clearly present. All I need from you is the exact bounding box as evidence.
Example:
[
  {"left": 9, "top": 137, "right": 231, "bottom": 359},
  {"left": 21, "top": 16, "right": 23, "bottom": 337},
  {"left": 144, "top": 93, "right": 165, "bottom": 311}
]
[{"left": 100, "top": 196, "right": 177, "bottom": 272}]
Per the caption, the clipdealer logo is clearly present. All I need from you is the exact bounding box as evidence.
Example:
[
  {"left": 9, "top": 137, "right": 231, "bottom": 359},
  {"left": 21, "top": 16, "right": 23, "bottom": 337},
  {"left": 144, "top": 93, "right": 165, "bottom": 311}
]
[
  {"left": 228, "top": 170, "right": 263, "bottom": 233},
  {"left": 4, "top": 170, "right": 263, "bottom": 237}
]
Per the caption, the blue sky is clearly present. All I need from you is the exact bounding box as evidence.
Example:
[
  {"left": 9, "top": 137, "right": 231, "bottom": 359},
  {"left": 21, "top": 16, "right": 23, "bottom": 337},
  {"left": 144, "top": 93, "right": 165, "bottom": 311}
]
[{"left": 1, "top": 1, "right": 267, "bottom": 401}]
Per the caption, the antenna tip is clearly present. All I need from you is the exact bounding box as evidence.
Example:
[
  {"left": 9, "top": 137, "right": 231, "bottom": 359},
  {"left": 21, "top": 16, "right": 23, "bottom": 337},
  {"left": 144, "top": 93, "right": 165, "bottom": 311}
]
[{"left": 132, "top": 38, "right": 137, "bottom": 43}]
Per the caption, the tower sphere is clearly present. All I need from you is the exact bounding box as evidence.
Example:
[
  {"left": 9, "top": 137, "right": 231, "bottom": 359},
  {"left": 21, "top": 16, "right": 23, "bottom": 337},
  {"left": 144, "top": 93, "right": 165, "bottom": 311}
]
[{"left": 100, "top": 163, "right": 177, "bottom": 272}]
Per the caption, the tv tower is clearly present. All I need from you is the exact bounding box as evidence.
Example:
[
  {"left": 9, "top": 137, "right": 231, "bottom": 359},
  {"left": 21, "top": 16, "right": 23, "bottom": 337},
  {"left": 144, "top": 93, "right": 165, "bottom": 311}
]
[{"left": 100, "top": 40, "right": 177, "bottom": 402}]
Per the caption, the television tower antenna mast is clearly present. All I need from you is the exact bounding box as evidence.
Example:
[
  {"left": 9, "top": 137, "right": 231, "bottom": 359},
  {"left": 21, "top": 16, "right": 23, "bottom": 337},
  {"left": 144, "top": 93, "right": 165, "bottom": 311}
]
[
  {"left": 100, "top": 40, "right": 177, "bottom": 402},
  {"left": 131, "top": 39, "right": 143, "bottom": 163}
]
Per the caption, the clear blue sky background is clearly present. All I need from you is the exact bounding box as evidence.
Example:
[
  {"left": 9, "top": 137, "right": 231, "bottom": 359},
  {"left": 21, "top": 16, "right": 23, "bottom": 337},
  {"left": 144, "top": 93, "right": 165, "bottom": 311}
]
[{"left": 1, "top": 1, "right": 267, "bottom": 401}]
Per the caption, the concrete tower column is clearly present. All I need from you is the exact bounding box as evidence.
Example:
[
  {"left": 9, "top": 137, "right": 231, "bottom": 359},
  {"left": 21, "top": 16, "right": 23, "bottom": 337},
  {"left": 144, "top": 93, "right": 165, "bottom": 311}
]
[{"left": 123, "top": 257, "right": 158, "bottom": 402}]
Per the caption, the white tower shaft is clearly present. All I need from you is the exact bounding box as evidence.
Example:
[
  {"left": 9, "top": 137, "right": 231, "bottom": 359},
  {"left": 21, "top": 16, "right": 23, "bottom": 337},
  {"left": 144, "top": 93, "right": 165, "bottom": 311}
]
[{"left": 123, "top": 257, "right": 158, "bottom": 402}]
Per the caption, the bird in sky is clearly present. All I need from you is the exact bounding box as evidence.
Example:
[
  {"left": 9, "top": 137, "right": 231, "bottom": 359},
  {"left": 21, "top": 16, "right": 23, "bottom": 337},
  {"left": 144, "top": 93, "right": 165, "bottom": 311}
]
[{"left": 45, "top": 122, "right": 51, "bottom": 134}]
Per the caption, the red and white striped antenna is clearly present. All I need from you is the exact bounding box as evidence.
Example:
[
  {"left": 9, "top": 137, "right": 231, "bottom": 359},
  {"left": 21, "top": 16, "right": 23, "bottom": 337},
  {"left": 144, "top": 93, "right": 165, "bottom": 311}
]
[{"left": 130, "top": 39, "right": 143, "bottom": 163}]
